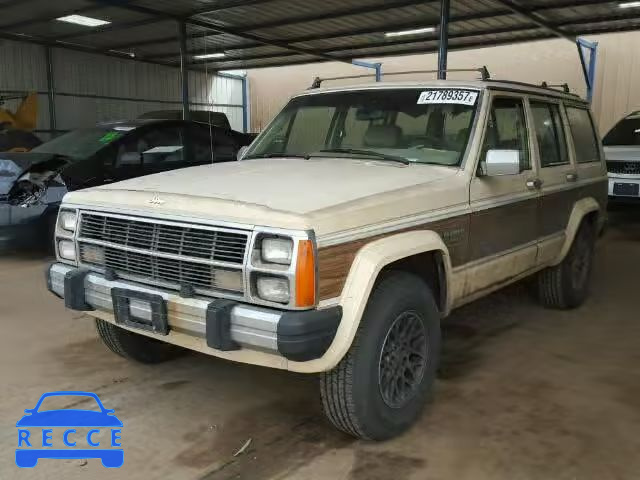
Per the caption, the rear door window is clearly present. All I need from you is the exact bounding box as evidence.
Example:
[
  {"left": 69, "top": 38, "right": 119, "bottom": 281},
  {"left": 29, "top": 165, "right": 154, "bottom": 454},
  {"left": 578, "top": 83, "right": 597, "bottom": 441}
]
[
  {"left": 530, "top": 101, "right": 569, "bottom": 167},
  {"left": 565, "top": 107, "right": 601, "bottom": 163}
]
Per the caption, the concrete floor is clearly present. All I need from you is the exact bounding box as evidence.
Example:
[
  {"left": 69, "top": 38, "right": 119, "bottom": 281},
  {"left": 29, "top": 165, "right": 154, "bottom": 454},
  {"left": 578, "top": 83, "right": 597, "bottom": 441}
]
[{"left": 1, "top": 208, "right": 639, "bottom": 480}]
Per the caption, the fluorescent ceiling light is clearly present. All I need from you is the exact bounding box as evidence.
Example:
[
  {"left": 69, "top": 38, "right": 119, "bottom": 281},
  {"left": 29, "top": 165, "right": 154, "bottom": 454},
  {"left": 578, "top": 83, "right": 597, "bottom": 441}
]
[
  {"left": 56, "top": 15, "right": 111, "bottom": 27},
  {"left": 193, "top": 52, "right": 226, "bottom": 59},
  {"left": 619, "top": 1, "right": 640, "bottom": 7},
  {"left": 109, "top": 49, "right": 136, "bottom": 58},
  {"left": 385, "top": 27, "right": 435, "bottom": 37}
]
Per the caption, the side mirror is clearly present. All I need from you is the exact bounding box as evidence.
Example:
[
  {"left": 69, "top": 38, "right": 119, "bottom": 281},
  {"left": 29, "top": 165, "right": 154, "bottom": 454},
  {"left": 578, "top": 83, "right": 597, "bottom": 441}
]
[
  {"left": 483, "top": 149, "right": 521, "bottom": 176},
  {"left": 237, "top": 146, "right": 249, "bottom": 160},
  {"left": 24, "top": 409, "right": 33, "bottom": 414}
]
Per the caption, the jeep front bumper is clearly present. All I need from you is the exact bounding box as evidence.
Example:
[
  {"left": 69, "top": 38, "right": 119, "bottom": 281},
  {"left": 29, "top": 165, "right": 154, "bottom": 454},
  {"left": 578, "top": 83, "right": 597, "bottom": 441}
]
[{"left": 47, "top": 263, "right": 341, "bottom": 363}]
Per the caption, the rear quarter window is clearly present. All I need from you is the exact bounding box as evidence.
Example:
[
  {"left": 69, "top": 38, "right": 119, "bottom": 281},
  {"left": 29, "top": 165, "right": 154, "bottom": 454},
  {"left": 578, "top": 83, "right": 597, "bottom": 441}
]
[{"left": 565, "top": 106, "right": 601, "bottom": 164}]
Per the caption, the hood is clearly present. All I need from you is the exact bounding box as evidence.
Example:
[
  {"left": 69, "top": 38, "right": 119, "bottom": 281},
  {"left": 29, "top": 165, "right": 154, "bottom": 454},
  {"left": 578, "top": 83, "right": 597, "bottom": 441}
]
[
  {"left": 0, "top": 152, "right": 69, "bottom": 195},
  {"left": 65, "top": 157, "right": 466, "bottom": 238},
  {"left": 604, "top": 146, "right": 640, "bottom": 162}
]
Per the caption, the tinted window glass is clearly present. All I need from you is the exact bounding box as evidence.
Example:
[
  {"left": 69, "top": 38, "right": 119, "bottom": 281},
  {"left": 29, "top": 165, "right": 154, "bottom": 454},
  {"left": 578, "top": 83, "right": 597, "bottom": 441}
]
[
  {"left": 115, "top": 125, "right": 184, "bottom": 167},
  {"left": 566, "top": 107, "right": 600, "bottom": 163},
  {"left": 141, "top": 126, "right": 184, "bottom": 165},
  {"left": 31, "top": 127, "right": 125, "bottom": 159},
  {"left": 212, "top": 130, "right": 237, "bottom": 162},
  {"left": 603, "top": 114, "right": 640, "bottom": 146},
  {"left": 483, "top": 97, "right": 530, "bottom": 170},
  {"left": 187, "top": 124, "right": 214, "bottom": 163},
  {"left": 530, "top": 102, "right": 569, "bottom": 167}
]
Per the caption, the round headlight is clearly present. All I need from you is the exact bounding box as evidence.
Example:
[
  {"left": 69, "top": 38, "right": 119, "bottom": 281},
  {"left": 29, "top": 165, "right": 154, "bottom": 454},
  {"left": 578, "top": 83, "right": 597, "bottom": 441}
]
[{"left": 261, "top": 237, "right": 293, "bottom": 265}]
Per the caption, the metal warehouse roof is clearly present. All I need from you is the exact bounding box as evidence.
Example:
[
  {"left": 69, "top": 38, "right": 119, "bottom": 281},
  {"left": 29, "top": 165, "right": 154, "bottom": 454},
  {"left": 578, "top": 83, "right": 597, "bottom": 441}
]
[{"left": 1, "top": 0, "right": 639, "bottom": 71}]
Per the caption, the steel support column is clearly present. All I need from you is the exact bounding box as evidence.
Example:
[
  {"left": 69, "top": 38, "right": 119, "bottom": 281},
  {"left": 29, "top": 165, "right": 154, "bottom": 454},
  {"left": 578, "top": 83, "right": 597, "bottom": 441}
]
[
  {"left": 438, "top": 0, "right": 450, "bottom": 80},
  {"left": 178, "top": 21, "right": 190, "bottom": 120},
  {"left": 577, "top": 38, "right": 598, "bottom": 103},
  {"left": 241, "top": 75, "right": 249, "bottom": 133},
  {"left": 45, "top": 46, "right": 57, "bottom": 133}
]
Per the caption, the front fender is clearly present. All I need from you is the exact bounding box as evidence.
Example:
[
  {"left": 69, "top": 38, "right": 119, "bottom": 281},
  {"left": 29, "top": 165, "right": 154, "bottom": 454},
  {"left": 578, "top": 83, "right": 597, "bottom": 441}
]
[{"left": 288, "top": 230, "right": 451, "bottom": 373}]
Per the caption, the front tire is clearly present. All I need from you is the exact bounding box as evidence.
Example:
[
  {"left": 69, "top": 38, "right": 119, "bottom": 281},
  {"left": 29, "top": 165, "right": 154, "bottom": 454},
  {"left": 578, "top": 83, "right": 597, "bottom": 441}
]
[
  {"left": 320, "top": 272, "right": 441, "bottom": 440},
  {"left": 537, "top": 220, "right": 596, "bottom": 309},
  {"left": 96, "top": 319, "right": 183, "bottom": 364}
]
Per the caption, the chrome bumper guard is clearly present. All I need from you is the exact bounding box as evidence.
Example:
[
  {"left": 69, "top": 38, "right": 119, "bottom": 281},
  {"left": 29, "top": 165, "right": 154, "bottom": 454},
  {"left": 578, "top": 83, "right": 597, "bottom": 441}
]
[{"left": 47, "top": 263, "right": 341, "bottom": 361}]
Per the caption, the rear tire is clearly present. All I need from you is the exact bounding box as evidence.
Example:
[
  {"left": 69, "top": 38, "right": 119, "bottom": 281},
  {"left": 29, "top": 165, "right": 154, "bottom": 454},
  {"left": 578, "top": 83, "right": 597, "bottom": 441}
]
[
  {"left": 96, "top": 319, "right": 183, "bottom": 364},
  {"left": 320, "top": 272, "right": 441, "bottom": 440},
  {"left": 537, "top": 221, "right": 596, "bottom": 309}
]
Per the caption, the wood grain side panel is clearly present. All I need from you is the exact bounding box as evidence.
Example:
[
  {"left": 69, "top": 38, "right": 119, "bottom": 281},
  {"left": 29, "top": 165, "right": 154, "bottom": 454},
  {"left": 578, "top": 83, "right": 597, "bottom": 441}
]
[
  {"left": 540, "top": 180, "right": 608, "bottom": 236},
  {"left": 317, "top": 215, "right": 470, "bottom": 300},
  {"left": 468, "top": 198, "right": 538, "bottom": 261}
]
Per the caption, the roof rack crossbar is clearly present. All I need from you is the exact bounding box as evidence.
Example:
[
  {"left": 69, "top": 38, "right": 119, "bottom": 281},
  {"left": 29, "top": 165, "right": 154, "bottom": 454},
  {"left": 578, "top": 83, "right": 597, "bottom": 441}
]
[
  {"left": 309, "top": 66, "right": 491, "bottom": 88},
  {"left": 540, "top": 81, "right": 571, "bottom": 93}
]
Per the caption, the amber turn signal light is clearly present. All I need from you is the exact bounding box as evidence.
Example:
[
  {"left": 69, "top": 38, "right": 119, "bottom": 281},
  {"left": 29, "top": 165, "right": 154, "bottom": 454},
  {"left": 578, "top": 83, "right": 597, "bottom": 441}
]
[{"left": 295, "top": 240, "right": 316, "bottom": 307}]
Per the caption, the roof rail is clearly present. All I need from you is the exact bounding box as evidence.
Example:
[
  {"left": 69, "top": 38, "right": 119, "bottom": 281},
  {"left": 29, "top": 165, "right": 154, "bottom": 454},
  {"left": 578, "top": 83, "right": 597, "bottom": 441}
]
[{"left": 309, "top": 66, "right": 491, "bottom": 89}]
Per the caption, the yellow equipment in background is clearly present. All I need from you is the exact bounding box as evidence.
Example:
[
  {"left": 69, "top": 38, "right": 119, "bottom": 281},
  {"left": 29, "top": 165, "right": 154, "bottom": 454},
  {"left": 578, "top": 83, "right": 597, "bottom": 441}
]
[{"left": 0, "top": 92, "right": 42, "bottom": 152}]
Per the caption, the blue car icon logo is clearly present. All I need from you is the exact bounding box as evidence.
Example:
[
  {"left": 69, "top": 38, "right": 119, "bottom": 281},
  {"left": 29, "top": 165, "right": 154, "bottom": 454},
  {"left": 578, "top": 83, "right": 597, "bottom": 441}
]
[{"left": 16, "top": 391, "right": 123, "bottom": 468}]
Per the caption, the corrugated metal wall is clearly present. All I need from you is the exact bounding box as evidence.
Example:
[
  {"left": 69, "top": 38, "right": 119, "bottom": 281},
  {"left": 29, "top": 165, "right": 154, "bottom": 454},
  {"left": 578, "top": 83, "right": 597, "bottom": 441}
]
[
  {"left": 0, "top": 39, "right": 245, "bottom": 140},
  {"left": 248, "top": 30, "right": 640, "bottom": 136}
]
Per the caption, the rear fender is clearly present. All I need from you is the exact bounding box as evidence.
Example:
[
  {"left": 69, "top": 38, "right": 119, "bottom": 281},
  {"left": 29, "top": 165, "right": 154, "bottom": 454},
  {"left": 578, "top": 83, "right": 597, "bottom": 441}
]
[{"left": 553, "top": 197, "right": 600, "bottom": 265}]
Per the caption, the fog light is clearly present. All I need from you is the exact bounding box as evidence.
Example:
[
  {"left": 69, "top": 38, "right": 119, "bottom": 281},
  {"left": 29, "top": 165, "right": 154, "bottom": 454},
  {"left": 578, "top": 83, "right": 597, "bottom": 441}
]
[
  {"left": 58, "top": 210, "right": 77, "bottom": 232},
  {"left": 81, "top": 244, "right": 105, "bottom": 265},
  {"left": 256, "top": 276, "right": 290, "bottom": 303},
  {"left": 58, "top": 240, "right": 76, "bottom": 261}
]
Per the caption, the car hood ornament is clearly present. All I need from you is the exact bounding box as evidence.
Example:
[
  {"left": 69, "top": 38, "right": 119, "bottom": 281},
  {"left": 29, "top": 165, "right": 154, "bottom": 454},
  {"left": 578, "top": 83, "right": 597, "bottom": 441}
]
[{"left": 148, "top": 194, "right": 165, "bottom": 206}]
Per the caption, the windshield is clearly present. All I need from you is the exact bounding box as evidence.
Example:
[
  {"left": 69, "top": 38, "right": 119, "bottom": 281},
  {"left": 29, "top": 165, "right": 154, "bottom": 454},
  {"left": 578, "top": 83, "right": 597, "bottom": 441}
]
[
  {"left": 31, "top": 127, "right": 130, "bottom": 159},
  {"left": 603, "top": 114, "right": 640, "bottom": 146},
  {"left": 36, "top": 394, "right": 102, "bottom": 412},
  {"left": 245, "top": 88, "right": 479, "bottom": 166}
]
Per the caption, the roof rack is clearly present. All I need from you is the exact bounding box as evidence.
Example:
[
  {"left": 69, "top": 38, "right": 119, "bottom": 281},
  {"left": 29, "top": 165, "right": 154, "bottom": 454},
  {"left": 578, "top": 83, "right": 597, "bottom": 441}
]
[
  {"left": 309, "top": 66, "right": 491, "bottom": 89},
  {"left": 540, "top": 81, "right": 571, "bottom": 94},
  {"left": 483, "top": 79, "right": 581, "bottom": 99}
]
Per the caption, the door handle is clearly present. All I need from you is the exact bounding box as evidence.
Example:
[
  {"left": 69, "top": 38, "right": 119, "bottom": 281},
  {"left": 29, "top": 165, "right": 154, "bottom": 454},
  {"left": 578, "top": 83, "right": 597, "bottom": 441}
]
[
  {"left": 526, "top": 179, "right": 543, "bottom": 190},
  {"left": 566, "top": 173, "right": 578, "bottom": 182}
]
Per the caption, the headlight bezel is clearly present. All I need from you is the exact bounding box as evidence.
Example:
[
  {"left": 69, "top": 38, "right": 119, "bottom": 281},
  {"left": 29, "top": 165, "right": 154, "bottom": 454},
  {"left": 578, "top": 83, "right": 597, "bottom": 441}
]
[
  {"left": 55, "top": 207, "right": 78, "bottom": 266},
  {"left": 247, "top": 228, "right": 317, "bottom": 310}
]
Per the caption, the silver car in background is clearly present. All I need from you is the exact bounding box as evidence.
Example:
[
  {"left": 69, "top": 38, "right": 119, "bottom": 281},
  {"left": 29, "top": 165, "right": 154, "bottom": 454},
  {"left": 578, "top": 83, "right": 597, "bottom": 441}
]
[{"left": 604, "top": 111, "right": 640, "bottom": 201}]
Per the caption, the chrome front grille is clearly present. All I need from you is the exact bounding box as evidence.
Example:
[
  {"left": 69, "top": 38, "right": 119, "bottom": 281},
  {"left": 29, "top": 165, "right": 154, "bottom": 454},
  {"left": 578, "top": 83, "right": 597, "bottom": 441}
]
[
  {"left": 607, "top": 161, "right": 640, "bottom": 176},
  {"left": 77, "top": 212, "right": 249, "bottom": 296}
]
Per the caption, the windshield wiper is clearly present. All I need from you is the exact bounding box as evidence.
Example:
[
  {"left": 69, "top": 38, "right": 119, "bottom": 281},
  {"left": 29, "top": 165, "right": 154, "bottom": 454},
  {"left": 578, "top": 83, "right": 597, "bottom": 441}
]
[
  {"left": 243, "top": 153, "right": 310, "bottom": 160},
  {"left": 316, "top": 148, "right": 410, "bottom": 165}
]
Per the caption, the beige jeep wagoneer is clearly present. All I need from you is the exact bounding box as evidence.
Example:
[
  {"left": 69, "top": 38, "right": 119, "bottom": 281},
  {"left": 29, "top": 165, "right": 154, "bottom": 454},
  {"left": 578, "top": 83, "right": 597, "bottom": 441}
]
[{"left": 47, "top": 78, "right": 607, "bottom": 440}]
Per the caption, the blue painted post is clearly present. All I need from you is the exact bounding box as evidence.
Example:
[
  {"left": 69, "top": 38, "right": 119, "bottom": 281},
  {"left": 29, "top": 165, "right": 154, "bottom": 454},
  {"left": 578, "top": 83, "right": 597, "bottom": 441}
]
[
  {"left": 241, "top": 75, "right": 248, "bottom": 133},
  {"left": 351, "top": 60, "right": 383, "bottom": 82},
  {"left": 576, "top": 38, "right": 598, "bottom": 103}
]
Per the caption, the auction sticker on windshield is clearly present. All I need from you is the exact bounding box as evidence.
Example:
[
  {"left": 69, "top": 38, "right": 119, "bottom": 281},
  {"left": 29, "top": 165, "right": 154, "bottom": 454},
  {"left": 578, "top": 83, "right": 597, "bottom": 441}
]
[{"left": 417, "top": 89, "right": 478, "bottom": 106}]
